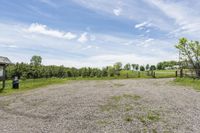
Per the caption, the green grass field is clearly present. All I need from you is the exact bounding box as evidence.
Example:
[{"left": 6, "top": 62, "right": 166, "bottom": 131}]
[
  {"left": 174, "top": 78, "right": 200, "bottom": 91},
  {"left": 0, "top": 78, "right": 69, "bottom": 95},
  {"left": 120, "top": 70, "right": 177, "bottom": 78},
  {"left": 154, "top": 70, "right": 177, "bottom": 78}
]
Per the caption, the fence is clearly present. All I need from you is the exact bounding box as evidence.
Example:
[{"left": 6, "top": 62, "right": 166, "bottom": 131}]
[
  {"left": 123, "top": 69, "right": 200, "bottom": 79},
  {"left": 122, "top": 70, "right": 177, "bottom": 78},
  {"left": 176, "top": 69, "right": 200, "bottom": 78}
]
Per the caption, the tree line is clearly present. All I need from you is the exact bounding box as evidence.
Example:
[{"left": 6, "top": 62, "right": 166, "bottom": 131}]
[{"left": 5, "top": 55, "right": 178, "bottom": 80}]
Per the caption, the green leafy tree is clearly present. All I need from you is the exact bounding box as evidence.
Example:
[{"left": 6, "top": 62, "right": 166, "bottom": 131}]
[
  {"left": 146, "top": 64, "right": 150, "bottom": 71},
  {"left": 131, "top": 64, "right": 136, "bottom": 71},
  {"left": 135, "top": 64, "right": 139, "bottom": 71},
  {"left": 124, "top": 63, "right": 131, "bottom": 70},
  {"left": 114, "top": 62, "right": 122, "bottom": 70},
  {"left": 114, "top": 62, "right": 122, "bottom": 76},
  {"left": 176, "top": 38, "right": 200, "bottom": 77},
  {"left": 30, "top": 55, "right": 42, "bottom": 66},
  {"left": 150, "top": 65, "right": 156, "bottom": 71},
  {"left": 157, "top": 61, "right": 178, "bottom": 70},
  {"left": 140, "top": 66, "right": 145, "bottom": 71},
  {"left": 107, "top": 66, "right": 115, "bottom": 77}
]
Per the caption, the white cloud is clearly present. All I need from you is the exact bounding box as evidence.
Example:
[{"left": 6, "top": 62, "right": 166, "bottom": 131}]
[
  {"left": 137, "top": 38, "right": 154, "bottom": 47},
  {"left": 81, "top": 45, "right": 99, "bottom": 50},
  {"left": 77, "top": 32, "right": 88, "bottom": 43},
  {"left": 145, "top": 38, "right": 154, "bottom": 42},
  {"left": 146, "top": 29, "right": 150, "bottom": 33},
  {"left": 0, "top": 22, "right": 178, "bottom": 68},
  {"left": 146, "top": 0, "right": 200, "bottom": 39},
  {"left": 39, "top": 0, "right": 57, "bottom": 7},
  {"left": 27, "top": 23, "right": 77, "bottom": 40},
  {"left": 73, "top": 0, "right": 174, "bottom": 31},
  {"left": 135, "top": 21, "right": 152, "bottom": 29},
  {"left": 113, "top": 8, "right": 122, "bottom": 16}
]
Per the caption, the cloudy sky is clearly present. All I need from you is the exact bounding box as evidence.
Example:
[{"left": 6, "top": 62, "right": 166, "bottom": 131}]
[{"left": 0, "top": 0, "right": 199, "bottom": 67}]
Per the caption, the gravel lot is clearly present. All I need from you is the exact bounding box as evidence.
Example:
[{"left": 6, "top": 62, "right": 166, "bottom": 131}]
[{"left": 0, "top": 78, "right": 200, "bottom": 133}]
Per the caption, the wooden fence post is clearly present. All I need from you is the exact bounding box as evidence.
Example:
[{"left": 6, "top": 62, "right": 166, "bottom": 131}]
[
  {"left": 175, "top": 71, "right": 178, "bottom": 77},
  {"left": 126, "top": 73, "right": 129, "bottom": 78},
  {"left": 138, "top": 71, "right": 140, "bottom": 78},
  {"left": 180, "top": 69, "right": 183, "bottom": 78},
  {"left": 2, "top": 65, "right": 6, "bottom": 89}
]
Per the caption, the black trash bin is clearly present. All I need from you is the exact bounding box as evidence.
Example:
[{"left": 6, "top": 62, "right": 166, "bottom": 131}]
[{"left": 12, "top": 76, "right": 19, "bottom": 89}]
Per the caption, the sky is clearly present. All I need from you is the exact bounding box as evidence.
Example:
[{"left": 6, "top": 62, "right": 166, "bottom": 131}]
[{"left": 0, "top": 0, "right": 200, "bottom": 68}]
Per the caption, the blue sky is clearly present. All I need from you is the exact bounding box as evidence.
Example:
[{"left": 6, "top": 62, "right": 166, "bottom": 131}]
[{"left": 0, "top": 0, "right": 199, "bottom": 67}]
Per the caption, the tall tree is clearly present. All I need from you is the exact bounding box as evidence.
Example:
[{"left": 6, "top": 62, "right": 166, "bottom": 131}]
[
  {"left": 107, "top": 66, "right": 115, "bottom": 77},
  {"left": 114, "top": 62, "right": 122, "bottom": 76},
  {"left": 135, "top": 64, "right": 139, "bottom": 71},
  {"left": 114, "top": 62, "right": 122, "bottom": 71},
  {"left": 176, "top": 38, "right": 200, "bottom": 77},
  {"left": 140, "top": 66, "right": 145, "bottom": 71},
  {"left": 124, "top": 63, "right": 131, "bottom": 70},
  {"left": 30, "top": 55, "right": 42, "bottom": 66},
  {"left": 146, "top": 64, "right": 150, "bottom": 71},
  {"left": 150, "top": 65, "right": 156, "bottom": 71},
  {"left": 131, "top": 64, "right": 136, "bottom": 71}
]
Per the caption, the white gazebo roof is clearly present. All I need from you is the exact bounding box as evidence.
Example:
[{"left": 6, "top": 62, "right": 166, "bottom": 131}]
[{"left": 0, "top": 56, "right": 11, "bottom": 65}]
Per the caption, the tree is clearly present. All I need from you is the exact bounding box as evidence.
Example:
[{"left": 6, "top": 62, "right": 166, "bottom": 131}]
[
  {"left": 150, "top": 65, "right": 156, "bottom": 71},
  {"left": 157, "top": 61, "right": 178, "bottom": 70},
  {"left": 146, "top": 64, "right": 150, "bottom": 71},
  {"left": 30, "top": 55, "right": 42, "bottom": 66},
  {"left": 135, "top": 64, "right": 139, "bottom": 71},
  {"left": 107, "top": 66, "right": 115, "bottom": 77},
  {"left": 124, "top": 63, "right": 131, "bottom": 70},
  {"left": 157, "top": 62, "right": 163, "bottom": 70},
  {"left": 131, "top": 64, "right": 136, "bottom": 71},
  {"left": 114, "top": 62, "right": 122, "bottom": 76},
  {"left": 176, "top": 38, "right": 200, "bottom": 77},
  {"left": 101, "top": 67, "right": 108, "bottom": 77},
  {"left": 140, "top": 66, "right": 145, "bottom": 71},
  {"left": 114, "top": 62, "right": 122, "bottom": 70}
]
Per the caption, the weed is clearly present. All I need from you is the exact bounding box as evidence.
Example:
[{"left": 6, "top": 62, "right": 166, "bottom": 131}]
[
  {"left": 123, "top": 94, "right": 141, "bottom": 100},
  {"left": 124, "top": 115, "right": 133, "bottom": 122},
  {"left": 137, "top": 111, "right": 160, "bottom": 125},
  {"left": 113, "top": 83, "right": 125, "bottom": 87}
]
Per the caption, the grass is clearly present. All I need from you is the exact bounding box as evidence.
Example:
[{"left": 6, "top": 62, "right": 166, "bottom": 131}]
[
  {"left": 96, "top": 120, "right": 112, "bottom": 126},
  {"left": 0, "top": 78, "right": 69, "bottom": 95},
  {"left": 174, "top": 78, "right": 200, "bottom": 91},
  {"left": 154, "top": 70, "right": 177, "bottom": 78},
  {"left": 100, "top": 94, "right": 141, "bottom": 112},
  {"left": 124, "top": 115, "right": 133, "bottom": 122},
  {"left": 137, "top": 111, "right": 160, "bottom": 125},
  {"left": 123, "top": 94, "right": 141, "bottom": 100},
  {"left": 120, "top": 70, "right": 177, "bottom": 79}
]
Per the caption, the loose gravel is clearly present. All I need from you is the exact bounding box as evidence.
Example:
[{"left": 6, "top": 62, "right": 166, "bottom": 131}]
[{"left": 0, "top": 78, "right": 200, "bottom": 133}]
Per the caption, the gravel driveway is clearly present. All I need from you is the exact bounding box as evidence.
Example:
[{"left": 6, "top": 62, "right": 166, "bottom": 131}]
[{"left": 0, "top": 78, "right": 200, "bottom": 133}]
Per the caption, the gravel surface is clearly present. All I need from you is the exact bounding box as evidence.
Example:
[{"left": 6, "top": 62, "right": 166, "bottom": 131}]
[{"left": 0, "top": 78, "right": 200, "bottom": 133}]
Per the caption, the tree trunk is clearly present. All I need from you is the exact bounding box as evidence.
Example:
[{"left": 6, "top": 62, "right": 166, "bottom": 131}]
[{"left": 195, "top": 69, "right": 200, "bottom": 78}]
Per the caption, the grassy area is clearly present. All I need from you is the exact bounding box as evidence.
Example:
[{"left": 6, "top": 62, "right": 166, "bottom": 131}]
[
  {"left": 154, "top": 70, "right": 177, "bottom": 78},
  {"left": 174, "top": 78, "right": 200, "bottom": 91},
  {"left": 0, "top": 78, "right": 69, "bottom": 95},
  {"left": 120, "top": 70, "right": 177, "bottom": 78}
]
